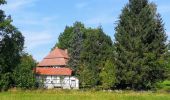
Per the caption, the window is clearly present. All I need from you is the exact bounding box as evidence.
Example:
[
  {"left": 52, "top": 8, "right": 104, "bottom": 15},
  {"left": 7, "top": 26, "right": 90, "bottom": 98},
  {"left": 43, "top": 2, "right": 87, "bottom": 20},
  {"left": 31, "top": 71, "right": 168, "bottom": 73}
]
[{"left": 71, "top": 80, "right": 76, "bottom": 87}]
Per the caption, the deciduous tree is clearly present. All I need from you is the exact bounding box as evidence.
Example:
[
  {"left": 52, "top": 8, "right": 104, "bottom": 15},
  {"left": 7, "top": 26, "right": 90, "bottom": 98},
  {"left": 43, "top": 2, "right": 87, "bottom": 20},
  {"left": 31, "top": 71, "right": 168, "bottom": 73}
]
[
  {"left": 14, "top": 53, "right": 36, "bottom": 89},
  {"left": 0, "top": 0, "right": 24, "bottom": 90}
]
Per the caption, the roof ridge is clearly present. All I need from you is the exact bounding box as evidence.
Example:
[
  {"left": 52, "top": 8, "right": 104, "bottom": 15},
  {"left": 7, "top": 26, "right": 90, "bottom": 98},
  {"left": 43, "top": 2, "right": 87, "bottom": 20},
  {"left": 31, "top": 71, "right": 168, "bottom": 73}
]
[
  {"left": 37, "top": 48, "right": 69, "bottom": 67},
  {"left": 44, "top": 48, "right": 68, "bottom": 59}
]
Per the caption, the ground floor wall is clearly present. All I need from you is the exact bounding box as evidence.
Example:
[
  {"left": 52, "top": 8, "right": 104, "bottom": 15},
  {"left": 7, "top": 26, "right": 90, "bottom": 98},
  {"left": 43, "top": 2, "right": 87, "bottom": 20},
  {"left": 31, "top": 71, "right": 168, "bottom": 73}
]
[{"left": 36, "top": 75, "right": 79, "bottom": 89}]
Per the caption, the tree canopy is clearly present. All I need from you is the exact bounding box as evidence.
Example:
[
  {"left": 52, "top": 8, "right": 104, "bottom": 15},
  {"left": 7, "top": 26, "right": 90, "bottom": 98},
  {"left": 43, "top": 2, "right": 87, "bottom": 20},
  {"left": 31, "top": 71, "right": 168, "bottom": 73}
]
[
  {"left": 14, "top": 53, "right": 37, "bottom": 89},
  {"left": 0, "top": 0, "right": 36, "bottom": 91},
  {"left": 55, "top": 22, "right": 114, "bottom": 88},
  {"left": 114, "top": 0, "right": 167, "bottom": 90},
  {"left": 0, "top": 0, "right": 169, "bottom": 91}
]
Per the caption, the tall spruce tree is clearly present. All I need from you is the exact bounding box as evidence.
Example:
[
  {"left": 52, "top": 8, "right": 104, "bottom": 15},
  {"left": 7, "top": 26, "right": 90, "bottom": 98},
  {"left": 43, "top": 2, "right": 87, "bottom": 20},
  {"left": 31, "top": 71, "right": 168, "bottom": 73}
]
[
  {"left": 0, "top": 0, "right": 24, "bottom": 90},
  {"left": 115, "top": 0, "right": 167, "bottom": 89},
  {"left": 67, "top": 22, "right": 84, "bottom": 76},
  {"left": 165, "top": 41, "right": 170, "bottom": 80},
  {"left": 168, "top": 41, "right": 170, "bottom": 50}
]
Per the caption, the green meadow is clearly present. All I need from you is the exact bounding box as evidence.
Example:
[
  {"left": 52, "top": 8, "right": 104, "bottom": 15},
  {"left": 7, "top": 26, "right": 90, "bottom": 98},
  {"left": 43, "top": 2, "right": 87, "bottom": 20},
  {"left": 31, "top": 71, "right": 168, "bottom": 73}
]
[{"left": 0, "top": 89, "right": 170, "bottom": 100}]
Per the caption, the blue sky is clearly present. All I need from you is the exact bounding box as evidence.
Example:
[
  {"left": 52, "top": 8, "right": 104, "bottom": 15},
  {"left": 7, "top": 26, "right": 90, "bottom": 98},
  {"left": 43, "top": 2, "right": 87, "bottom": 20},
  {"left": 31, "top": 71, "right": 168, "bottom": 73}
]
[{"left": 1, "top": 0, "right": 170, "bottom": 61}]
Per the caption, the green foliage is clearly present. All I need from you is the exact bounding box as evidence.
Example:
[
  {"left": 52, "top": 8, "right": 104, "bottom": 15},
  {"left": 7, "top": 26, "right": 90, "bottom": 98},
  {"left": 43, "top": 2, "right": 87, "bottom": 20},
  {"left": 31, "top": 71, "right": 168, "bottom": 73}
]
[
  {"left": 56, "top": 22, "right": 114, "bottom": 88},
  {"left": 67, "top": 22, "right": 84, "bottom": 76},
  {"left": 156, "top": 80, "right": 170, "bottom": 92},
  {"left": 53, "top": 26, "right": 74, "bottom": 49},
  {"left": 80, "top": 27, "right": 114, "bottom": 87},
  {"left": 79, "top": 64, "right": 96, "bottom": 88},
  {"left": 0, "top": 1, "right": 24, "bottom": 91},
  {"left": 0, "top": 0, "right": 6, "bottom": 5},
  {"left": 168, "top": 42, "right": 170, "bottom": 50},
  {"left": 0, "top": 73, "right": 12, "bottom": 91},
  {"left": 53, "top": 22, "right": 85, "bottom": 50},
  {"left": 158, "top": 80, "right": 170, "bottom": 88},
  {"left": 13, "top": 53, "right": 37, "bottom": 89},
  {"left": 115, "top": 0, "right": 167, "bottom": 90},
  {"left": 164, "top": 50, "right": 170, "bottom": 80},
  {"left": 100, "top": 60, "right": 116, "bottom": 89},
  {"left": 0, "top": 0, "right": 167, "bottom": 91}
]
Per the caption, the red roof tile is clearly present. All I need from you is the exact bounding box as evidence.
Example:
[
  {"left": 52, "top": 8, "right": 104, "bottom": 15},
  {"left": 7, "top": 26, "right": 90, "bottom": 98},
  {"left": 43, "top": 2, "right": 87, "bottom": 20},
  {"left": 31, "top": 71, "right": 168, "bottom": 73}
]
[
  {"left": 45, "top": 47, "right": 68, "bottom": 59},
  {"left": 38, "top": 58, "right": 68, "bottom": 66},
  {"left": 37, "top": 48, "right": 69, "bottom": 66},
  {"left": 36, "top": 67, "right": 72, "bottom": 76}
]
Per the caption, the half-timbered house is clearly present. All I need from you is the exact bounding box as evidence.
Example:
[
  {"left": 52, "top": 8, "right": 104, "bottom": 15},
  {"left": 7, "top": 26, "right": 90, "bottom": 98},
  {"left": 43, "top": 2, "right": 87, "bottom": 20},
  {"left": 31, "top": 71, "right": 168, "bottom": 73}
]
[{"left": 35, "top": 47, "right": 79, "bottom": 89}]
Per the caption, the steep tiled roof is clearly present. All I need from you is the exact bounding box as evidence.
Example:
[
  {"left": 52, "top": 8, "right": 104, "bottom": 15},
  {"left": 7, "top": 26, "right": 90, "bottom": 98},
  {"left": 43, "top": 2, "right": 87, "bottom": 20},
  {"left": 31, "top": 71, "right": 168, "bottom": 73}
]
[
  {"left": 37, "top": 48, "right": 68, "bottom": 66},
  {"left": 36, "top": 67, "right": 72, "bottom": 76},
  {"left": 45, "top": 47, "right": 69, "bottom": 59}
]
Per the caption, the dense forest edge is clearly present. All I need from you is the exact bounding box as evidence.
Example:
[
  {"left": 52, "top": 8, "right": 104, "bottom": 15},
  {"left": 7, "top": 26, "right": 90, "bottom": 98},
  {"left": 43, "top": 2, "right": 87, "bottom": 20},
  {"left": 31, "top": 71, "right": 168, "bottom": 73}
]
[{"left": 0, "top": 0, "right": 170, "bottom": 92}]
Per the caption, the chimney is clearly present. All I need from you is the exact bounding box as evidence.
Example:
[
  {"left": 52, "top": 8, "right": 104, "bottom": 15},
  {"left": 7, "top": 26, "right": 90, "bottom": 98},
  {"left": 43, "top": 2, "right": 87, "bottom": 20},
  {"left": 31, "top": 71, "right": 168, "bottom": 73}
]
[{"left": 65, "top": 49, "right": 68, "bottom": 54}]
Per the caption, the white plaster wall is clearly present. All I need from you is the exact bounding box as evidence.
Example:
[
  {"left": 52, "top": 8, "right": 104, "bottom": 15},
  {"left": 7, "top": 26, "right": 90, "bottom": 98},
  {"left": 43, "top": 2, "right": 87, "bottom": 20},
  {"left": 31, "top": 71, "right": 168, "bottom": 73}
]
[
  {"left": 62, "top": 76, "right": 71, "bottom": 89},
  {"left": 52, "top": 76, "right": 61, "bottom": 87},
  {"left": 70, "top": 77, "right": 79, "bottom": 89},
  {"left": 37, "top": 75, "right": 79, "bottom": 89}
]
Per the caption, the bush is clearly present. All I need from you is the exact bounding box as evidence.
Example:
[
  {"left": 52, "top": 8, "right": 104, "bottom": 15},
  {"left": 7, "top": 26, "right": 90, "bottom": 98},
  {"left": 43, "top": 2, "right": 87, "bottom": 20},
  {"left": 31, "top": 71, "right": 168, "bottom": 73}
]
[
  {"left": 14, "top": 53, "right": 37, "bottom": 89},
  {"left": 156, "top": 80, "right": 170, "bottom": 92},
  {"left": 0, "top": 73, "right": 12, "bottom": 91}
]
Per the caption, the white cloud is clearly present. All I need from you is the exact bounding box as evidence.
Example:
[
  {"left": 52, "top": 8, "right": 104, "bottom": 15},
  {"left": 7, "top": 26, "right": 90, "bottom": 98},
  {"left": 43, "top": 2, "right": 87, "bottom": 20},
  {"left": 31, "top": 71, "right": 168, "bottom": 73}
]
[
  {"left": 23, "top": 31, "right": 56, "bottom": 50},
  {"left": 15, "top": 15, "right": 59, "bottom": 26},
  {"left": 19, "top": 16, "right": 60, "bottom": 50},
  {"left": 1, "top": 0, "right": 60, "bottom": 49},
  {"left": 1, "top": 0, "right": 61, "bottom": 62},
  {"left": 1, "top": 0, "right": 37, "bottom": 12},
  {"left": 22, "top": 29, "right": 59, "bottom": 61}
]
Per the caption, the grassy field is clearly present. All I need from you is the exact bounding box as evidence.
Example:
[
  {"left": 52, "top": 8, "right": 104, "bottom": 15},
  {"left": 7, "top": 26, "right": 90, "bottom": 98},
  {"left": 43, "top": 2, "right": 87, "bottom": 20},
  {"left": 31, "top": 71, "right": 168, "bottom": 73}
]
[{"left": 0, "top": 89, "right": 170, "bottom": 100}]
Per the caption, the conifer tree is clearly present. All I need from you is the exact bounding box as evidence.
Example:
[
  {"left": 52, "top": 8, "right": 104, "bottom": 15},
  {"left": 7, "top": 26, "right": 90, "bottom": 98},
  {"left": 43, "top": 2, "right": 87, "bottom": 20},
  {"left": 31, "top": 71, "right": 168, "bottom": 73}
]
[
  {"left": 81, "top": 27, "right": 114, "bottom": 87},
  {"left": 53, "top": 26, "right": 74, "bottom": 49},
  {"left": 79, "top": 64, "right": 96, "bottom": 88},
  {"left": 115, "top": 0, "right": 167, "bottom": 89},
  {"left": 67, "top": 22, "right": 84, "bottom": 76},
  {"left": 56, "top": 22, "right": 114, "bottom": 88}
]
